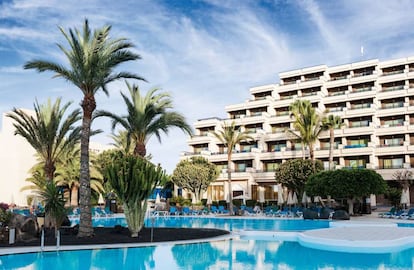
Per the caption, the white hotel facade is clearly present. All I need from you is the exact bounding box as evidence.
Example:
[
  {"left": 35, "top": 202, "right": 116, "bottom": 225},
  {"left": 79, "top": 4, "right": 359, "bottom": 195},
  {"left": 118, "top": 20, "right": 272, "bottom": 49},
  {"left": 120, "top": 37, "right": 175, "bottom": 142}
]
[{"left": 185, "top": 56, "right": 414, "bottom": 203}]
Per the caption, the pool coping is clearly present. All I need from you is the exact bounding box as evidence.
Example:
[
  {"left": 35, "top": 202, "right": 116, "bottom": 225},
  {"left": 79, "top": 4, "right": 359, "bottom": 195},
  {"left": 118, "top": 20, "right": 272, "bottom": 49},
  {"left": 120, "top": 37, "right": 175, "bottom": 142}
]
[{"left": 0, "top": 233, "right": 233, "bottom": 256}]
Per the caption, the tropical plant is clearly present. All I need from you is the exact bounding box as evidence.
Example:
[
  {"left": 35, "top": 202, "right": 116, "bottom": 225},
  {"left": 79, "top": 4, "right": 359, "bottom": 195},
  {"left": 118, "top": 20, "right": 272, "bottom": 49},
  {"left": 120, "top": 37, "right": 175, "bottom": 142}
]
[
  {"left": 55, "top": 148, "right": 104, "bottom": 207},
  {"left": 288, "top": 100, "right": 324, "bottom": 161},
  {"left": 274, "top": 159, "right": 323, "bottom": 198},
  {"left": 322, "top": 114, "right": 344, "bottom": 169},
  {"left": 7, "top": 98, "right": 81, "bottom": 182},
  {"left": 306, "top": 168, "right": 387, "bottom": 215},
  {"left": 105, "top": 152, "right": 168, "bottom": 237},
  {"left": 109, "top": 130, "right": 135, "bottom": 155},
  {"left": 171, "top": 157, "right": 219, "bottom": 203},
  {"left": 212, "top": 121, "right": 253, "bottom": 215},
  {"left": 37, "top": 181, "right": 68, "bottom": 235},
  {"left": 96, "top": 82, "right": 193, "bottom": 157},
  {"left": 24, "top": 19, "right": 145, "bottom": 237}
]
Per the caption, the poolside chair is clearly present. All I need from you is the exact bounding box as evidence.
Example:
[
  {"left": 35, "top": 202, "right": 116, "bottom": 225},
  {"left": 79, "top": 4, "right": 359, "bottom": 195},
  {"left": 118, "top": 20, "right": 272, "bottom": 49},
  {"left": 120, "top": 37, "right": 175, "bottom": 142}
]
[
  {"left": 182, "top": 207, "right": 192, "bottom": 215},
  {"left": 378, "top": 207, "right": 395, "bottom": 218},
  {"left": 218, "top": 205, "right": 229, "bottom": 214},
  {"left": 400, "top": 208, "right": 414, "bottom": 219},
  {"left": 210, "top": 205, "right": 219, "bottom": 214},
  {"left": 392, "top": 209, "right": 408, "bottom": 219},
  {"left": 169, "top": 206, "right": 180, "bottom": 215}
]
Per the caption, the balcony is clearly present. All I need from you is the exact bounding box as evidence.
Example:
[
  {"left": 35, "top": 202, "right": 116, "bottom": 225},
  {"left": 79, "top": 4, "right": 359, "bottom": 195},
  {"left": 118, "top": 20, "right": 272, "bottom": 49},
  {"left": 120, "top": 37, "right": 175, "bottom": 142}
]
[
  {"left": 375, "top": 145, "right": 405, "bottom": 155},
  {"left": 381, "top": 85, "right": 404, "bottom": 92}
]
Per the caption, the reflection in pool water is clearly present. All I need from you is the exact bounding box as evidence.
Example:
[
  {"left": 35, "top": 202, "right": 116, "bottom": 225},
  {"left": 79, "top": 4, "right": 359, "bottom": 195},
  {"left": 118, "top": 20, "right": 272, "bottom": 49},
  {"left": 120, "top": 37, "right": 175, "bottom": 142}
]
[{"left": 2, "top": 238, "right": 414, "bottom": 269}]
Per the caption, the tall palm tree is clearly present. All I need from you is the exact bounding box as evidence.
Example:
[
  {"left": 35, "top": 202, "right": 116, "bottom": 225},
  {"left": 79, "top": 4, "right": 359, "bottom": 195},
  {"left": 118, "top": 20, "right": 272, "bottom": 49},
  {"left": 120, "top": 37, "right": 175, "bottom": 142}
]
[
  {"left": 288, "top": 100, "right": 324, "bottom": 161},
  {"left": 96, "top": 82, "right": 193, "bottom": 157},
  {"left": 7, "top": 98, "right": 81, "bottom": 182},
  {"left": 212, "top": 121, "right": 253, "bottom": 215},
  {"left": 322, "top": 114, "right": 344, "bottom": 170},
  {"left": 24, "top": 19, "right": 145, "bottom": 237}
]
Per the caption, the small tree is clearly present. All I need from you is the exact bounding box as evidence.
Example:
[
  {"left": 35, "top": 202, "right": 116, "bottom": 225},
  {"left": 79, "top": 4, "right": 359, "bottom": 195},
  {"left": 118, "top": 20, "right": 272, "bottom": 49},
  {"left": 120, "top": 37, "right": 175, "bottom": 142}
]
[
  {"left": 105, "top": 152, "right": 167, "bottom": 237},
  {"left": 171, "top": 157, "right": 219, "bottom": 203},
  {"left": 37, "top": 181, "right": 67, "bottom": 235},
  {"left": 306, "top": 168, "right": 387, "bottom": 215},
  {"left": 274, "top": 159, "right": 323, "bottom": 196}
]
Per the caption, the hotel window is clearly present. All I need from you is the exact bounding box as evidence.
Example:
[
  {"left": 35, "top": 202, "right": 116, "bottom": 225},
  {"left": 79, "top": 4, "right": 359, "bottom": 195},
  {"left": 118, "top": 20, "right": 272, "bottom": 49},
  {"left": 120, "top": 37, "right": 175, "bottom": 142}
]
[
  {"left": 250, "top": 107, "right": 267, "bottom": 116},
  {"left": 263, "top": 161, "right": 281, "bottom": 172},
  {"left": 348, "top": 117, "right": 371, "bottom": 128},
  {"left": 329, "top": 71, "right": 349, "bottom": 81},
  {"left": 351, "top": 82, "right": 374, "bottom": 93},
  {"left": 381, "top": 65, "right": 405, "bottom": 76},
  {"left": 353, "top": 67, "right": 375, "bottom": 77},
  {"left": 350, "top": 98, "right": 373, "bottom": 110},
  {"left": 381, "top": 116, "right": 404, "bottom": 127},
  {"left": 381, "top": 81, "right": 405, "bottom": 92},
  {"left": 379, "top": 157, "right": 404, "bottom": 169},
  {"left": 230, "top": 110, "right": 246, "bottom": 119},
  {"left": 345, "top": 136, "right": 369, "bottom": 148},
  {"left": 234, "top": 160, "right": 253, "bottom": 172},
  {"left": 344, "top": 157, "right": 368, "bottom": 168},
  {"left": 327, "top": 86, "right": 348, "bottom": 96},
  {"left": 253, "top": 91, "right": 272, "bottom": 100},
  {"left": 381, "top": 98, "right": 404, "bottom": 109},
  {"left": 267, "top": 141, "right": 287, "bottom": 152},
  {"left": 282, "top": 76, "right": 300, "bottom": 85}
]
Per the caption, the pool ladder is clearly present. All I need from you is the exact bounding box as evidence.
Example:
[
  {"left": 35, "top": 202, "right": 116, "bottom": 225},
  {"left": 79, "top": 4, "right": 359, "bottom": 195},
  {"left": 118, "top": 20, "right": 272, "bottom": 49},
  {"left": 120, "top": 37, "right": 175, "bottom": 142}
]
[{"left": 40, "top": 227, "right": 60, "bottom": 252}]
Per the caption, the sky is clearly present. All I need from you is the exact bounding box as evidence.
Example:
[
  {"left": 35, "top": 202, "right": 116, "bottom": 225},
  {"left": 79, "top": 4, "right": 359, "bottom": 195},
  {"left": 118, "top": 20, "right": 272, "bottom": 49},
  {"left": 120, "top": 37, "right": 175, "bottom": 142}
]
[{"left": 1, "top": 0, "right": 414, "bottom": 173}]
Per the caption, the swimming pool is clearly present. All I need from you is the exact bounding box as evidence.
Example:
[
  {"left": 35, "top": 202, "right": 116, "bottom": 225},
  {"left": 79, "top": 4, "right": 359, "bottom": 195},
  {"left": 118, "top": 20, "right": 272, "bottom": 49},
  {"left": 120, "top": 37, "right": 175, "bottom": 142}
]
[
  {"left": 2, "top": 238, "right": 414, "bottom": 269},
  {"left": 3, "top": 217, "right": 414, "bottom": 269},
  {"left": 70, "top": 215, "right": 330, "bottom": 231}
]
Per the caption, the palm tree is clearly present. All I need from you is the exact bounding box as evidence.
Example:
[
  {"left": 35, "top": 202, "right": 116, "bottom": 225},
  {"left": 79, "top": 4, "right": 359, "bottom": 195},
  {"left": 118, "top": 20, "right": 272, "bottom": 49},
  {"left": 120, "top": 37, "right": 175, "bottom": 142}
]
[
  {"left": 55, "top": 148, "right": 104, "bottom": 207},
  {"left": 212, "top": 121, "right": 253, "bottom": 215},
  {"left": 96, "top": 82, "right": 193, "bottom": 157},
  {"left": 322, "top": 115, "right": 344, "bottom": 169},
  {"left": 7, "top": 98, "right": 81, "bottom": 182},
  {"left": 109, "top": 130, "right": 135, "bottom": 155},
  {"left": 288, "top": 100, "right": 324, "bottom": 161},
  {"left": 24, "top": 19, "right": 145, "bottom": 237}
]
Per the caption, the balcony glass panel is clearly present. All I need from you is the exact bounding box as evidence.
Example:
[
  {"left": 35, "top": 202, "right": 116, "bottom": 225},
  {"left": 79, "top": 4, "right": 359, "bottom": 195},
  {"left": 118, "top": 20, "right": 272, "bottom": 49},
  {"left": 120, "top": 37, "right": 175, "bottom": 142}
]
[
  {"left": 349, "top": 120, "right": 370, "bottom": 128},
  {"left": 328, "top": 91, "right": 346, "bottom": 97},
  {"left": 381, "top": 102, "right": 404, "bottom": 109},
  {"left": 352, "top": 87, "right": 372, "bottom": 93},
  {"left": 382, "top": 69, "right": 404, "bottom": 76},
  {"left": 381, "top": 138, "right": 404, "bottom": 147},
  {"left": 382, "top": 85, "right": 404, "bottom": 92},
  {"left": 381, "top": 158, "right": 404, "bottom": 169},
  {"left": 382, "top": 119, "right": 404, "bottom": 127},
  {"left": 351, "top": 103, "right": 371, "bottom": 110}
]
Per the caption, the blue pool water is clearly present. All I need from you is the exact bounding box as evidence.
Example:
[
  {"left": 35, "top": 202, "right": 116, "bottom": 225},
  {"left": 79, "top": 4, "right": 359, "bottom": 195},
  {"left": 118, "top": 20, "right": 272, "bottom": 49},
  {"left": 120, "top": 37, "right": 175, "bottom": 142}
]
[
  {"left": 2, "top": 238, "right": 414, "bottom": 269},
  {"left": 70, "top": 215, "right": 330, "bottom": 231},
  {"left": 3, "top": 217, "right": 414, "bottom": 269}
]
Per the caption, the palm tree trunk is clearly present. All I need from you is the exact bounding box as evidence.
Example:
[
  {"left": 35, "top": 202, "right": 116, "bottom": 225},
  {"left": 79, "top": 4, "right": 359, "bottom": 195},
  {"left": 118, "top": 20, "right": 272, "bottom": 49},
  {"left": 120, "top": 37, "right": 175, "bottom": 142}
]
[
  {"left": 77, "top": 96, "right": 95, "bottom": 238},
  {"left": 329, "top": 128, "right": 334, "bottom": 170},
  {"left": 71, "top": 185, "right": 79, "bottom": 207},
  {"left": 134, "top": 141, "right": 146, "bottom": 157},
  {"left": 227, "top": 154, "right": 233, "bottom": 215}
]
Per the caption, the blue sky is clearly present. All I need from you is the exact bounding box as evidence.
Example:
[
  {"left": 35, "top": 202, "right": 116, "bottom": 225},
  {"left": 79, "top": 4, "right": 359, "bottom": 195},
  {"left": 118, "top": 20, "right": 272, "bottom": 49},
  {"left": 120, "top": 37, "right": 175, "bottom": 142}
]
[{"left": 1, "top": 0, "right": 414, "bottom": 173}]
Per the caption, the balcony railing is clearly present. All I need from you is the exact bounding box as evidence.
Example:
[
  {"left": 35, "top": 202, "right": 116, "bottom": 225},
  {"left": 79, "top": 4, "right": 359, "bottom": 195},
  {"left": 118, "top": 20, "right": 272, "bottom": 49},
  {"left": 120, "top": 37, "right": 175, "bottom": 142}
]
[
  {"left": 353, "top": 71, "right": 373, "bottom": 77},
  {"left": 328, "top": 91, "right": 346, "bottom": 97},
  {"left": 343, "top": 144, "right": 367, "bottom": 149},
  {"left": 381, "top": 85, "right": 404, "bottom": 92},
  {"left": 382, "top": 70, "right": 404, "bottom": 76},
  {"left": 378, "top": 164, "right": 404, "bottom": 169},
  {"left": 351, "top": 87, "right": 372, "bottom": 93},
  {"left": 381, "top": 103, "right": 404, "bottom": 109},
  {"left": 348, "top": 121, "right": 370, "bottom": 128}
]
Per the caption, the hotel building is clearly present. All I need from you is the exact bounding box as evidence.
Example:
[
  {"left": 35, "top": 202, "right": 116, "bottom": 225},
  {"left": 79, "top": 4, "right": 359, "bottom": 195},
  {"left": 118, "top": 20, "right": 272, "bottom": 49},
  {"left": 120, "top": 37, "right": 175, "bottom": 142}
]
[{"left": 184, "top": 56, "right": 414, "bottom": 203}]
